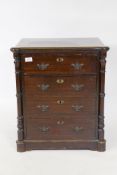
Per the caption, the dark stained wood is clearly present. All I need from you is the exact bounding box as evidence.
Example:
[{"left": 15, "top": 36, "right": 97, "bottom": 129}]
[
  {"left": 13, "top": 53, "right": 24, "bottom": 142},
  {"left": 21, "top": 53, "right": 98, "bottom": 74},
  {"left": 11, "top": 38, "right": 108, "bottom": 49},
  {"left": 23, "top": 97, "right": 97, "bottom": 116},
  {"left": 23, "top": 75, "right": 97, "bottom": 97},
  {"left": 26, "top": 118, "right": 97, "bottom": 140},
  {"left": 11, "top": 38, "right": 109, "bottom": 152},
  {"left": 23, "top": 140, "right": 99, "bottom": 150}
]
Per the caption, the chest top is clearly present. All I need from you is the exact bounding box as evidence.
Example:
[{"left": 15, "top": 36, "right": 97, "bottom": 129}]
[{"left": 11, "top": 38, "right": 109, "bottom": 50}]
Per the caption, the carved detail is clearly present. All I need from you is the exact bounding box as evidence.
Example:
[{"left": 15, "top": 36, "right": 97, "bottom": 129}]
[
  {"left": 98, "top": 115, "right": 105, "bottom": 129},
  {"left": 98, "top": 48, "right": 107, "bottom": 141},
  {"left": 100, "top": 93, "right": 105, "bottom": 97},
  {"left": 11, "top": 48, "right": 20, "bottom": 54},
  {"left": 99, "top": 49, "right": 107, "bottom": 73},
  {"left": 13, "top": 52, "right": 24, "bottom": 141},
  {"left": 17, "top": 116, "right": 23, "bottom": 129},
  {"left": 100, "top": 49, "right": 107, "bottom": 59},
  {"left": 16, "top": 92, "right": 22, "bottom": 98},
  {"left": 98, "top": 115, "right": 105, "bottom": 140},
  {"left": 17, "top": 115, "right": 24, "bottom": 140},
  {"left": 14, "top": 57, "right": 21, "bottom": 63}
]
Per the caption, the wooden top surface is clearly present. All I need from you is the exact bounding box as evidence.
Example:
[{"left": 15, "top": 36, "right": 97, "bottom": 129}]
[{"left": 11, "top": 38, "right": 109, "bottom": 50}]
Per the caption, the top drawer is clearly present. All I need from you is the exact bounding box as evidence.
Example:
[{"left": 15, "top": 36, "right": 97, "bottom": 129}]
[{"left": 21, "top": 52, "right": 98, "bottom": 74}]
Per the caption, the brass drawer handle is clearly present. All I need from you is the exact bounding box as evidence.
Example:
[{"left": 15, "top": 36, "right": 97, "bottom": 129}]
[
  {"left": 56, "top": 79, "right": 64, "bottom": 84},
  {"left": 56, "top": 57, "right": 64, "bottom": 62},
  {"left": 73, "top": 126, "right": 83, "bottom": 132},
  {"left": 57, "top": 100, "right": 64, "bottom": 104},
  {"left": 71, "top": 84, "right": 84, "bottom": 91},
  {"left": 72, "top": 105, "right": 84, "bottom": 112},
  {"left": 57, "top": 120, "right": 64, "bottom": 125},
  {"left": 37, "top": 63, "right": 49, "bottom": 70},
  {"left": 39, "top": 126, "right": 49, "bottom": 132},
  {"left": 71, "top": 63, "right": 84, "bottom": 70},
  {"left": 37, "top": 84, "right": 50, "bottom": 91},
  {"left": 37, "top": 105, "right": 49, "bottom": 112}
]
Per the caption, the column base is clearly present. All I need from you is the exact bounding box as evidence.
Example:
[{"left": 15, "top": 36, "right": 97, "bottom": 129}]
[
  {"left": 97, "top": 140, "right": 106, "bottom": 152},
  {"left": 16, "top": 141, "right": 26, "bottom": 152}
]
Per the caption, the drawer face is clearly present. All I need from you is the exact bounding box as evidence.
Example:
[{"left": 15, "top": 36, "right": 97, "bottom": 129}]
[
  {"left": 20, "top": 51, "right": 100, "bottom": 147},
  {"left": 23, "top": 75, "right": 97, "bottom": 97},
  {"left": 21, "top": 53, "right": 98, "bottom": 74},
  {"left": 25, "top": 118, "right": 97, "bottom": 140},
  {"left": 23, "top": 97, "right": 97, "bottom": 117}
]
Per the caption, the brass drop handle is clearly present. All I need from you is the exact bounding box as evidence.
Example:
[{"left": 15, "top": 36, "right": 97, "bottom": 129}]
[
  {"left": 56, "top": 79, "right": 64, "bottom": 84},
  {"left": 57, "top": 120, "right": 64, "bottom": 125},
  {"left": 71, "top": 63, "right": 84, "bottom": 70},
  {"left": 56, "top": 57, "right": 64, "bottom": 62},
  {"left": 37, "top": 105, "right": 49, "bottom": 112},
  {"left": 71, "top": 84, "right": 84, "bottom": 91},
  {"left": 37, "top": 63, "right": 49, "bottom": 70},
  {"left": 37, "top": 84, "right": 50, "bottom": 91},
  {"left": 57, "top": 100, "right": 64, "bottom": 104},
  {"left": 74, "top": 126, "right": 83, "bottom": 132},
  {"left": 39, "top": 126, "right": 49, "bottom": 132},
  {"left": 72, "top": 105, "right": 84, "bottom": 111}
]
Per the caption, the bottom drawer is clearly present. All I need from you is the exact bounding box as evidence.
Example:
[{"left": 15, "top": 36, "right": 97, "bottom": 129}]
[{"left": 25, "top": 118, "right": 98, "bottom": 140}]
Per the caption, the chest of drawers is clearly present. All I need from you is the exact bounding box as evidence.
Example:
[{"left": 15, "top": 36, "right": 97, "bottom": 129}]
[{"left": 11, "top": 38, "right": 109, "bottom": 152}]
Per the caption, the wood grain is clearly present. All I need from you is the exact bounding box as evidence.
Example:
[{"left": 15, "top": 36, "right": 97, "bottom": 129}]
[{"left": 11, "top": 38, "right": 109, "bottom": 152}]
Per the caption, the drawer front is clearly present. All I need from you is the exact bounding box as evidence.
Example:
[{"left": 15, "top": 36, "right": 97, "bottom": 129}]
[
  {"left": 21, "top": 53, "right": 98, "bottom": 74},
  {"left": 23, "top": 75, "right": 97, "bottom": 97},
  {"left": 23, "top": 97, "right": 97, "bottom": 117},
  {"left": 25, "top": 118, "right": 97, "bottom": 140}
]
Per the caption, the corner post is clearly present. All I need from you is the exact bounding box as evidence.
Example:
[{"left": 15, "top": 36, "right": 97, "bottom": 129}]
[
  {"left": 98, "top": 48, "right": 107, "bottom": 151},
  {"left": 13, "top": 49, "right": 25, "bottom": 152}
]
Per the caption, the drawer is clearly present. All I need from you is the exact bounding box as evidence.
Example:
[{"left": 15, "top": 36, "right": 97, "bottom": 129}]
[
  {"left": 23, "top": 75, "right": 97, "bottom": 97},
  {"left": 23, "top": 97, "right": 97, "bottom": 117},
  {"left": 25, "top": 118, "right": 97, "bottom": 140},
  {"left": 21, "top": 53, "right": 98, "bottom": 74}
]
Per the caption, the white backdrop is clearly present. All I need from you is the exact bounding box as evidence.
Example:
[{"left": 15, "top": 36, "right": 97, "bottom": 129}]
[{"left": 0, "top": 0, "right": 117, "bottom": 175}]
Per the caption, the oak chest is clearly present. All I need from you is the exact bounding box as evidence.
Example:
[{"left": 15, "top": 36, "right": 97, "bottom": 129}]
[{"left": 11, "top": 38, "right": 109, "bottom": 152}]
